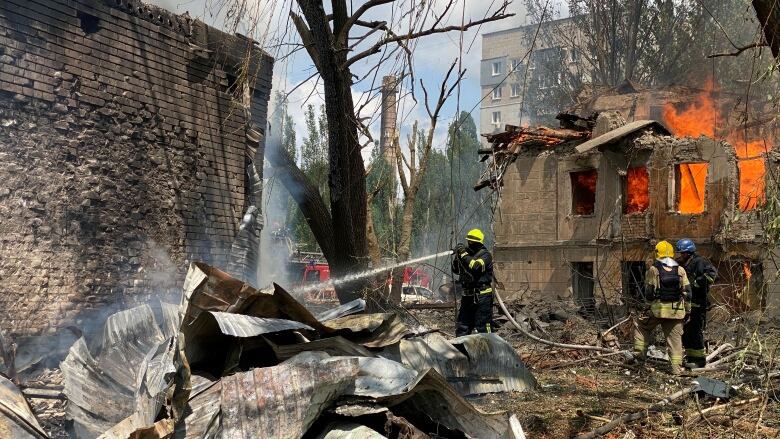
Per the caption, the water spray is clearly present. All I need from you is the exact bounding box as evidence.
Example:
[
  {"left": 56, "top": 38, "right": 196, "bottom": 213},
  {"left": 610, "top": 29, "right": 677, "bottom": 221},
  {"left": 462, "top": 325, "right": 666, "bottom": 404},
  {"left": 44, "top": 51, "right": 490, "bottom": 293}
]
[{"left": 291, "top": 250, "right": 453, "bottom": 294}]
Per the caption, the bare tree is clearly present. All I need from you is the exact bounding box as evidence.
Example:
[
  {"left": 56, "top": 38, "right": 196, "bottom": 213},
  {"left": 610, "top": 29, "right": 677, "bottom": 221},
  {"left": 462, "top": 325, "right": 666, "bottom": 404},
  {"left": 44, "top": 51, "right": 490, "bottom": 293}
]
[
  {"left": 382, "top": 62, "right": 465, "bottom": 303},
  {"left": 264, "top": 0, "right": 512, "bottom": 303}
]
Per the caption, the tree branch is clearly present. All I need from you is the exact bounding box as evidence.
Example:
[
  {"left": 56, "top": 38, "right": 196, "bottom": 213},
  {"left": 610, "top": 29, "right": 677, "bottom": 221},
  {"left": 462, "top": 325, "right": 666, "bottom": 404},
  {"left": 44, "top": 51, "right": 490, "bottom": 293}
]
[
  {"left": 707, "top": 42, "right": 768, "bottom": 58},
  {"left": 336, "top": 0, "right": 396, "bottom": 44},
  {"left": 265, "top": 139, "right": 335, "bottom": 261},
  {"left": 345, "top": 12, "right": 515, "bottom": 67},
  {"left": 289, "top": 11, "right": 322, "bottom": 72}
]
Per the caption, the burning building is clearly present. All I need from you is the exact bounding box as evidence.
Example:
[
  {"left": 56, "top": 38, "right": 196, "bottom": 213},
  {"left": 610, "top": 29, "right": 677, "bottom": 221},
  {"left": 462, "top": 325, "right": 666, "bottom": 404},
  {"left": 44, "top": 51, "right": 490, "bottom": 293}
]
[
  {"left": 478, "top": 104, "right": 779, "bottom": 316},
  {"left": 0, "top": 0, "right": 273, "bottom": 336}
]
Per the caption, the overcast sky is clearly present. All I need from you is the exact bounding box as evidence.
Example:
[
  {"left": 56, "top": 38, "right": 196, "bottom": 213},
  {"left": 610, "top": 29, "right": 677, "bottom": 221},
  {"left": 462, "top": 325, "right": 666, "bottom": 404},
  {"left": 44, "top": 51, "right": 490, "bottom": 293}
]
[{"left": 145, "top": 0, "right": 546, "bottom": 156}]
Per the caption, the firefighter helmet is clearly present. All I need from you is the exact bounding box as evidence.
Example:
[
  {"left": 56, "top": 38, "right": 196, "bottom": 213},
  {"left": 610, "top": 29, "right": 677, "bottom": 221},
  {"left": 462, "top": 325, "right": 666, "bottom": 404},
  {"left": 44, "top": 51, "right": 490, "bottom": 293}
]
[
  {"left": 655, "top": 240, "right": 675, "bottom": 259},
  {"left": 675, "top": 238, "right": 696, "bottom": 253},
  {"left": 466, "top": 228, "right": 485, "bottom": 244}
]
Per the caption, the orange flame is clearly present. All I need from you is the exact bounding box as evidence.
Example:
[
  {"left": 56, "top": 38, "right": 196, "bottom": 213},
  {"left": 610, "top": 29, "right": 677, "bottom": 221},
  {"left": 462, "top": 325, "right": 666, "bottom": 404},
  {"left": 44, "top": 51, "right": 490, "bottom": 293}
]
[
  {"left": 572, "top": 170, "right": 597, "bottom": 215},
  {"left": 625, "top": 167, "right": 649, "bottom": 213},
  {"left": 743, "top": 262, "right": 752, "bottom": 280},
  {"left": 677, "top": 163, "right": 708, "bottom": 214},
  {"left": 662, "top": 81, "right": 773, "bottom": 212}
]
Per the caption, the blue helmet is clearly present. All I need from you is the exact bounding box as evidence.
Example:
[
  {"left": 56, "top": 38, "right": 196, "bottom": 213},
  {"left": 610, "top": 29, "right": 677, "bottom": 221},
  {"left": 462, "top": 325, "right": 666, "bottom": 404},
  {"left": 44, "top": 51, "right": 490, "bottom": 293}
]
[{"left": 676, "top": 238, "right": 696, "bottom": 253}]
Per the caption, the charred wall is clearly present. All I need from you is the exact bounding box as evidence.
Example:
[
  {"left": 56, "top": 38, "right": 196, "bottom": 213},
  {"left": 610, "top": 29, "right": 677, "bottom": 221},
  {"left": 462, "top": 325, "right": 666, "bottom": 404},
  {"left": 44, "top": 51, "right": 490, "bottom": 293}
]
[
  {"left": 495, "top": 128, "right": 777, "bottom": 313},
  {"left": 0, "top": 0, "right": 272, "bottom": 336}
]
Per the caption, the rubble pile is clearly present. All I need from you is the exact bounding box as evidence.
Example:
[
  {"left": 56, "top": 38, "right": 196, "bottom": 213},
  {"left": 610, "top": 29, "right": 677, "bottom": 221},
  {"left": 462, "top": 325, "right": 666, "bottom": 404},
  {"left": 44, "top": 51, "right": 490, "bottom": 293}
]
[
  {"left": 474, "top": 114, "right": 594, "bottom": 191},
  {"left": 4, "top": 263, "right": 535, "bottom": 438}
]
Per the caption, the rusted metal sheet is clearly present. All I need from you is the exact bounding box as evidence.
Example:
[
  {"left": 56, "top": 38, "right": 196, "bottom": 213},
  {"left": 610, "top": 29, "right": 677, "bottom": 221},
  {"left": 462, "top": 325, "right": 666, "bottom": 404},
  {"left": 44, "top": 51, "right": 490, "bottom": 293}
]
[
  {"left": 575, "top": 120, "right": 669, "bottom": 153},
  {"left": 448, "top": 334, "right": 538, "bottom": 395},
  {"left": 0, "top": 375, "right": 48, "bottom": 438},
  {"left": 325, "top": 314, "right": 412, "bottom": 348},
  {"left": 399, "top": 332, "right": 470, "bottom": 381},
  {"left": 269, "top": 336, "right": 377, "bottom": 361},
  {"left": 62, "top": 304, "right": 180, "bottom": 439},
  {"left": 180, "top": 263, "right": 328, "bottom": 333},
  {"left": 350, "top": 357, "right": 418, "bottom": 398},
  {"left": 218, "top": 355, "right": 360, "bottom": 439}
]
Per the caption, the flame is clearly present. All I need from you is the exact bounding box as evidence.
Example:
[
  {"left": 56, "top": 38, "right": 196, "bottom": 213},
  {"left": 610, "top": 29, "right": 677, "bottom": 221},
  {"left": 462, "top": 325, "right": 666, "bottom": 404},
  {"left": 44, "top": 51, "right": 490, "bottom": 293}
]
[
  {"left": 743, "top": 262, "right": 752, "bottom": 280},
  {"left": 572, "top": 170, "right": 597, "bottom": 215},
  {"left": 662, "top": 81, "right": 773, "bottom": 212},
  {"left": 677, "top": 163, "right": 708, "bottom": 214},
  {"left": 625, "top": 167, "right": 649, "bottom": 213}
]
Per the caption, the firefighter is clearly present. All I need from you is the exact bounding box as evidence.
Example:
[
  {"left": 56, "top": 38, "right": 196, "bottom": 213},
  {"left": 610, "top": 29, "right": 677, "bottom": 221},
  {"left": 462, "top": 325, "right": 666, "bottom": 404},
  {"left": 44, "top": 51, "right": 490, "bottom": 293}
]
[
  {"left": 633, "top": 240, "right": 692, "bottom": 375},
  {"left": 452, "top": 228, "right": 494, "bottom": 336},
  {"left": 676, "top": 238, "right": 717, "bottom": 369}
]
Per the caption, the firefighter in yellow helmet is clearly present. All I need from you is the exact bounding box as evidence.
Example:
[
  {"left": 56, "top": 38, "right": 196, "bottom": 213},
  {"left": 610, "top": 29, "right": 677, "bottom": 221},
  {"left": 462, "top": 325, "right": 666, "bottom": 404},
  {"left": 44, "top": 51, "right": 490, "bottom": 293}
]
[
  {"left": 452, "top": 228, "right": 494, "bottom": 336},
  {"left": 633, "top": 240, "right": 692, "bottom": 375}
]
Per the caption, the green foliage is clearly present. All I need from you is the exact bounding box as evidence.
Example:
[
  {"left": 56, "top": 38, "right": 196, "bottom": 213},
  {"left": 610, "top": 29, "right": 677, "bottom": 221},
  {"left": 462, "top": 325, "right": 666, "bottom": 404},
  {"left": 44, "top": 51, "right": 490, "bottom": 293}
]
[{"left": 366, "top": 147, "right": 400, "bottom": 256}]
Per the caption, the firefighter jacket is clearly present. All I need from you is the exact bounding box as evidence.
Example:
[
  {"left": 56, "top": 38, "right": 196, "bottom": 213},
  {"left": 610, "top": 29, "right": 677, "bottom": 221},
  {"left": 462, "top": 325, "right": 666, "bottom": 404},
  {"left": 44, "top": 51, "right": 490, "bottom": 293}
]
[
  {"left": 683, "top": 253, "right": 717, "bottom": 308},
  {"left": 451, "top": 244, "right": 494, "bottom": 294},
  {"left": 643, "top": 259, "right": 692, "bottom": 319}
]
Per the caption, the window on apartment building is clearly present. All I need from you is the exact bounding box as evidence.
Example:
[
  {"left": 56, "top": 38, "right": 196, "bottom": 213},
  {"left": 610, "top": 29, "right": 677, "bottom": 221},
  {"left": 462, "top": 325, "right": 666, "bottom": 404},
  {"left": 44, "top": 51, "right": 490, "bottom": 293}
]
[
  {"left": 622, "top": 167, "right": 649, "bottom": 214},
  {"left": 511, "top": 58, "right": 523, "bottom": 72},
  {"left": 492, "top": 61, "right": 502, "bottom": 76},
  {"left": 571, "top": 262, "right": 595, "bottom": 313},
  {"left": 510, "top": 83, "right": 521, "bottom": 98},
  {"left": 570, "top": 47, "right": 580, "bottom": 62},
  {"left": 491, "top": 111, "right": 502, "bottom": 126},
  {"left": 571, "top": 169, "right": 598, "bottom": 215},
  {"left": 674, "top": 163, "right": 708, "bottom": 214},
  {"left": 492, "top": 87, "right": 502, "bottom": 100},
  {"left": 621, "top": 261, "right": 646, "bottom": 301}
]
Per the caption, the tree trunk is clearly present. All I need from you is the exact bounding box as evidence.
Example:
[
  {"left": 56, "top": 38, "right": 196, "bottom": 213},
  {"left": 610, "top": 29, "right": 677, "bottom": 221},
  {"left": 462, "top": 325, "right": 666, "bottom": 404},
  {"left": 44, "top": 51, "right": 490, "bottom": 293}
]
[
  {"left": 389, "top": 191, "right": 417, "bottom": 303},
  {"left": 753, "top": 0, "right": 780, "bottom": 59},
  {"left": 298, "top": 0, "right": 368, "bottom": 303},
  {"left": 366, "top": 193, "right": 382, "bottom": 265}
]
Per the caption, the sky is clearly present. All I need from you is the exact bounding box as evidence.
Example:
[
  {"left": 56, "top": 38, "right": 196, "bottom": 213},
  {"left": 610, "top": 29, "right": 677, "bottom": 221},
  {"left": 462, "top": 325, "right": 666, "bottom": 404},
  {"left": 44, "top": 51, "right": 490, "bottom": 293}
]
[{"left": 145, "top": 0, "right": 539, "bottom": 159}]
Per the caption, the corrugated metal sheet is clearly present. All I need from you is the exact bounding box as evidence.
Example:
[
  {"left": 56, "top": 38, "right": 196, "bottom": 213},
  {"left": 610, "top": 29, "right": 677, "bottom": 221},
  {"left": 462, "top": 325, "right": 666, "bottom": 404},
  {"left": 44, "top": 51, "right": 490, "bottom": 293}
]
[
  {"left": 325, "top": 314, "right": 412, "bottom": 348},
  {"left": 62, "top": 304, "right": 180, "bottom": 439},
  {"left": 399, "top": 333, "right": 537, "bottom": 396},
  {"left": 574, "top": 120, "right": 669, "bottom": 153},
  {"left": 316, "top": 422, "right": 386, "bottom": 439},
  {"left": 316, "top": 299, "right": 366, "bottom": 322},
  {"left": 376, "top": 368, "right": 509, "bottom": 439},
  {"left": 208, "top": 312, "right": 314, "bottom": 337},
  {"left": 0, "top": 375, "right": 47, "bottom": 438},
  {"left": 350, "top": 357, "right": 418, "bottom": 398},
  {"left": 448, "top": 334, "right": 537, "bottom": 395},
  {"left": 269, "top": 336, "right": 376, "bottom": 361},
  {"left": 218, "top": 356, "right": 360, "bottom": 439},
  {"left": 173, "top": 375, "right": 221, "bottom": 439}
]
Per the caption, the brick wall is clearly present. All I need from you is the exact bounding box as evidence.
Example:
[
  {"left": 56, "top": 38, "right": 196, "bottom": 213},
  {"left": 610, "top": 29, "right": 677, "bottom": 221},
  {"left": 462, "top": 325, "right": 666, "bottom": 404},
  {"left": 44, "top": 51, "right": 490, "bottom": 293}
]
[{"left": 0, "top": 0, "right": 272, "bottom": 335}]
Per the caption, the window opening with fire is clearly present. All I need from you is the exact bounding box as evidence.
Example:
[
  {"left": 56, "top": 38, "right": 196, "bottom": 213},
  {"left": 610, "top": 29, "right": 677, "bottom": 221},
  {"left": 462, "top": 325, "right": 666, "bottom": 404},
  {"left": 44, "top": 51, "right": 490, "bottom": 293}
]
[
  {"left": 623, "top": 167, "right": 649, "bottom": 214},
  {"left": 675, "top": 163, "right": 708, "bottom": 214},
  {"left": 571, "top": 169, "right": 597, "bottom": 215}
]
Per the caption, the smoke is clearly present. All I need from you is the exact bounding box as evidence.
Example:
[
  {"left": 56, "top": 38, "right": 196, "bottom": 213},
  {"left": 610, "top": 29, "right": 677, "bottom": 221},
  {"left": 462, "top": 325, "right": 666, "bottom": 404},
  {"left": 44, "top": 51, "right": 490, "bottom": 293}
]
[{"left": 258, "top": 115, "right": 297, "bottom": 288}]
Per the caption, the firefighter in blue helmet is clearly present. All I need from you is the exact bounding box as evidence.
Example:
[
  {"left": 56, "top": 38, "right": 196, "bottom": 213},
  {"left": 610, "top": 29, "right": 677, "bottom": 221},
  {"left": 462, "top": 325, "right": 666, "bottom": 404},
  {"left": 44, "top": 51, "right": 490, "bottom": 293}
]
[
  {"left": 676, "top": 238, "right": 717, "bottom": 368},
  {"left": 452, "top": 229, "right": 494, "bottom": 336}
]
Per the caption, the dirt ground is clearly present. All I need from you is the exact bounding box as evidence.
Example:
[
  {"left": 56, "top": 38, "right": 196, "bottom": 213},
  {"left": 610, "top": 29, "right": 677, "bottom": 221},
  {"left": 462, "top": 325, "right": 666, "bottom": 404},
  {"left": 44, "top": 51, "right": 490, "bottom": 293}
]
[{"left": 410, "top": 304, "right": 780, "bottom": 439}]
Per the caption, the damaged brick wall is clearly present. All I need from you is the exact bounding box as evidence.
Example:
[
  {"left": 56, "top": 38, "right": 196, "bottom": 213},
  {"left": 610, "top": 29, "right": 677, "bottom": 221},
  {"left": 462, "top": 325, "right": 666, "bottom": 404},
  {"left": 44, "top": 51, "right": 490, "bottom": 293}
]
[{"left": 0, "top": 0, "right": 272, "bottom": 335}]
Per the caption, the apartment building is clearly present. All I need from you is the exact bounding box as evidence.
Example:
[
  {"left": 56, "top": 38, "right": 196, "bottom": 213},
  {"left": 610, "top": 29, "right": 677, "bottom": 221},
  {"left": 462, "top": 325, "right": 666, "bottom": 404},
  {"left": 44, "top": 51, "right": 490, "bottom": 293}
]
[{"left": 480, "top": 18, "right": 585, "bottom": 139}]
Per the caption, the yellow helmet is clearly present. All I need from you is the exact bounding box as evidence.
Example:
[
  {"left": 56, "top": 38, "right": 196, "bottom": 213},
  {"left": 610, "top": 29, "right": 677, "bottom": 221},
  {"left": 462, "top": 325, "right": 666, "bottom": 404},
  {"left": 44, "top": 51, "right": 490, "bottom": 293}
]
[
  {"left": 466, "top": 228, "right": 484, "bottom": 244},
  {"left": 655, "top": 240, "right": 674, "bottom": 259}
]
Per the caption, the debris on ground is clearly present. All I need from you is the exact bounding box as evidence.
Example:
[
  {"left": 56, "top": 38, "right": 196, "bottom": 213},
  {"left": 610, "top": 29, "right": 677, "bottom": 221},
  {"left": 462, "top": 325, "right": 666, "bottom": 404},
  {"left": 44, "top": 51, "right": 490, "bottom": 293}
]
[{"left": 54, "top": 262, "right": 534, "bottom": 438}]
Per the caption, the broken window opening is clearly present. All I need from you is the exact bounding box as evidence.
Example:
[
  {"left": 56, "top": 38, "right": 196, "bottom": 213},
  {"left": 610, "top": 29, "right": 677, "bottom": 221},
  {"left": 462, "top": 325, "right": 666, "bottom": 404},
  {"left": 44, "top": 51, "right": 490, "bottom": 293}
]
[
  {"left": 738, "top": 158, "right": 766, "bottom": 211},
  {"left": 621, "top": 261, "right": 646, "bottom": 301},
  {"left": 77, "top": 11, "right": 101, "bottom": 35},
  {"left": 571, "top": 169, "right": 597, "bottom": 215},
  {"left": 675, "top": 163, "right": 708, "bottom": 214},
  {"left": 571, "top": 262, "right": 595, "bottom": 314},
  {"left": 623, "top": 166, "right": 649, "bottom": 214}
]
